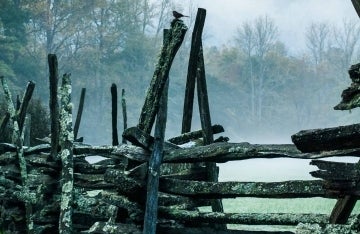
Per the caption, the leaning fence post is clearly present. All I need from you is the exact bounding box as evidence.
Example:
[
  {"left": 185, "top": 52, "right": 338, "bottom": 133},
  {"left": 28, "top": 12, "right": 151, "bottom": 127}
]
[
  {"left": 137, "top": 19, "right": 187, "bottom": 134},
  {"left": 181, "top": 8, "right": 206, "bottom": 133},
  {"left": 17, "top": 81, "right": 35, "bottom": 133},
  {"left": 143, "top": 30, "right": 170, "bottom": 234},
  {"left": 58, "top": 73, "right": 74, "bottom": 234}
]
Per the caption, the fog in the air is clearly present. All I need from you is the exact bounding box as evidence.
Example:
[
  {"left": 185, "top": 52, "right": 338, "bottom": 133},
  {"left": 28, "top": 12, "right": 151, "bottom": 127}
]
[{"left": 1, "top": 0, "right": 360, "bottom": 181}]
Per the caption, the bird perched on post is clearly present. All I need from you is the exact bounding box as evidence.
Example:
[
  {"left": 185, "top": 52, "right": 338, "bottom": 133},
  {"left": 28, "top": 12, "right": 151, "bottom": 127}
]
[{"left": 173, "top": 11, "right": 189, "bottom": 19}]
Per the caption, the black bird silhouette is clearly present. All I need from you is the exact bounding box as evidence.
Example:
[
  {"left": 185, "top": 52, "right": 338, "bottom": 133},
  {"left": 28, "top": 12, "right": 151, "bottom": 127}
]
[{"left": 172, "top": 11, "right": 189, "bottom": 19}]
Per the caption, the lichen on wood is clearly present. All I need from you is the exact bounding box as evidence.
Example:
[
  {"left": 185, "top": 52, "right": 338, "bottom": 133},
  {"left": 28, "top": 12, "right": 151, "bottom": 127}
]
[
  {"left": 58, "top": 73, "right": 74, "bottom": 234},
  {"left": 159, "top": 207, "right": 329, "bottom": 226},
  {"left": 160, "top": 178, "right": 325, "bottom": 199},
  {"left": 137, "top": 19, "right": 187, "bottom": 134}
]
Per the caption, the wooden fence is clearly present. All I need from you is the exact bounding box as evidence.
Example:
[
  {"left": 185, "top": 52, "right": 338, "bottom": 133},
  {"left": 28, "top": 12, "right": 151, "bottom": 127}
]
[{"left": 2, "top": 7, "right": 360, "bottom": 234}]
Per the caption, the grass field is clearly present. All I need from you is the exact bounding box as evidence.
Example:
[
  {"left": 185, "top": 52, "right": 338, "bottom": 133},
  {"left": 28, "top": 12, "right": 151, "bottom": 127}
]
[{"left": 200, "top": 198, "right": 360, "bottom": 231}]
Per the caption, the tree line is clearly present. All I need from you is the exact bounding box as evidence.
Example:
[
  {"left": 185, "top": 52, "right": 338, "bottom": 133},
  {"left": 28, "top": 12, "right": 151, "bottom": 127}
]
[{"left": 1, "top": 0, "right": 360, "bottom": 144}]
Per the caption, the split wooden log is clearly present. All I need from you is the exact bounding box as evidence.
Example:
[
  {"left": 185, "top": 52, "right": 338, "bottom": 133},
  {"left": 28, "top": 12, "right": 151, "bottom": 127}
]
[
  {"left": 159, "top": 178, "right": 326, "bottom": 199},
  {"left": 123, "top": 126, "right": 179, "bottom": 151},
  {"left": 334, "top": 63, "right": 360, "bottom": 110},
  {"left": 168, "top": 124, "right": 224, "bottom": 145},
  {"left": 58, "top": 73, "right": 74, "bottom": 233},
  {"left": 138, "top": 18, "right": 187, "bottom": 134},
  {"left": 311, "top": 159, "right": 360, "bottom": 224},
  {"left": 310, "top": 160, "right": 360, "bottom": 182},
  {"left": 159, "top": 207, "right": 329, "bottom": 226},
  {"left": 291, "top": 123, "right": 360, "bottom": 152},
  {"left": 104, "top": 168, "right": 145, "bottom": 198}
]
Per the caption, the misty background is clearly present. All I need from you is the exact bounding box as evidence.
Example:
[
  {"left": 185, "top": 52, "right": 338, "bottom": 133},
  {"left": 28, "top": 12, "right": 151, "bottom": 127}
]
[{"left": 1, "top": 0, "right": 360, "bottom": 181}]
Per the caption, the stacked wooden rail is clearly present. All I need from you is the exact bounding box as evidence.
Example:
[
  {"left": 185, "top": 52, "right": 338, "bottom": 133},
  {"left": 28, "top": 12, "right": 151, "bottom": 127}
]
[{"left": 3, "top": 6, "right": 360, "bottom": 234}]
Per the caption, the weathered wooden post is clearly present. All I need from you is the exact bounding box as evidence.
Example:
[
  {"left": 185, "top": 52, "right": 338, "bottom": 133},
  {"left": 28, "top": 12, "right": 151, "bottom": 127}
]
[
  {"left": 123, "top": 16, "right": 187, "bottom": 150},
  {"left": 17, "top": 81, "right": 35, "bottom": 133},
  {"left": 74, "top": 87, "right": 86, "bottom": 141},
  {"left": 137, "top": 19, "right": 187, "bottom": 135},
  {"left": 111, "top": 84, "right": 119, "bottom": 146},
  {"left": 58, "top": 73, "right": 74, "bottom": 233},
  {"left": 121, "top": 88, "right": 127, "bottom": 144},
  {"left": 196, "top": 43, "right": 225, "bottom": 226},
  {"left": 143, "top": 56, "right": 170, "bottom": 234},
  {"left": 181, "top": 8, "right": 206, "bottom": 133},
  {"left": 48, "top": 54, "right": 60, "bottom": 161}
]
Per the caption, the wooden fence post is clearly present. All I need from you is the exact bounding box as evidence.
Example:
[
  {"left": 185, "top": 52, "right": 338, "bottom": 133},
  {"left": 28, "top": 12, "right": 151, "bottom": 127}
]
[
  {"left": 137, "top": 19, "right": 187, "bottom": 134},
  {"left": 111, "top": 84, "right": 119, "bottom": 146},
  {"left": 17, "top": 81, "right": 35, "bottom": 133},
  {"left": 74, "top": 88, "right": 86, "bottom": 140},
  {"left": 121, "top": 88, "right": 127, "bottom": 144},
  {"left": 143, "top": 29, "right": 170, "bottom": 234},
  {"left": 196, "top": 42, "right": 226, "bottom": 229},
  {"left": 181, "top": 8, "right": 206, "bottom": 134},
  {"left": 58, "top": 73, "right": 74, "bottom": 234},
  {"left": 48, "top": 54, "right": 60, "bottom": 161}
]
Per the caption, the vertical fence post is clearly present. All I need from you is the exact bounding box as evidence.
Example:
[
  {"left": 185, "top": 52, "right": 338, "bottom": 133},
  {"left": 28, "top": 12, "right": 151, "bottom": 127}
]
[
  {"left": 143, "top": 29, "right": 170, "bottom": 234},
  {"left": 48, "top": 54, "right": 60, "bottom": 161},
  {"left": 58, "top": 73, "right": 74, "bottom": 234},
  {"left": 111, "top": 84, "right": 119, "bottom": 146},
  {"left": 121, "top": 88, "right": 127, "bottom": 144}
]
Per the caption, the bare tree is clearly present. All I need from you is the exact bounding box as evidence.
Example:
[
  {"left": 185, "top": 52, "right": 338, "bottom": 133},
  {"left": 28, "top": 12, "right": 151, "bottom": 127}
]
[
  {"left": 234, "top": 15, "right": 278, "bottom": 122},
  {"left": 332, "top": 18, "right": 360, "bottom": 71},
  {"left": 306, "top": 22, "right": 330, "bottom": 66}
]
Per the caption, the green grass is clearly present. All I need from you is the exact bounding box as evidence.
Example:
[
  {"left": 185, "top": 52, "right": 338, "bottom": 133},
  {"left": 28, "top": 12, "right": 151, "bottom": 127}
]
[{"left": 200, "top": 198, "right": 360, "bottom": 231}]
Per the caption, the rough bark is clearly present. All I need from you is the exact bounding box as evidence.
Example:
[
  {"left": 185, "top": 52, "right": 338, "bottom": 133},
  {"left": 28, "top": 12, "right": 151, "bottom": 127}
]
[
  {"left": 143, "top": 51, "right": 169, "bottom": 234},
  {"left": 58, "top": 73, "right": 74, "bottom": 234},
  {"left": 159, "top": 207, "right": 329, "bottom": 225},
  {"left": 168, "top": 124, "right": 224, "bottom": 145},
  {"left": 138, "top": 19, "right": 187, "bottom": 134},
  {"left": 182, "top": 8, "right": 206, "bottom": 133},
  {"left": 160, "top": 178, "right": 325, "bottom": 198},
  {"left": 292, "top": 123, "right": 360, "bottom": 152},
  {"left": 48, "top": 54, "right": 60, "bottom": 161},
  {"left": 310, "top": 160, "right": 360, "bottom": 225}
]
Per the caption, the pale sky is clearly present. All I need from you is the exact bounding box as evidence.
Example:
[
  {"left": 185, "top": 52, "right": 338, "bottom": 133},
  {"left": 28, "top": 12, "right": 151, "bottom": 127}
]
[{"left": 176, "top": 0, "right": 359, "bottom": 54}]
